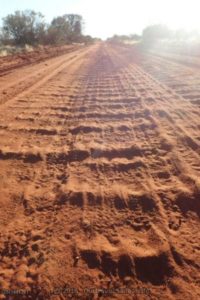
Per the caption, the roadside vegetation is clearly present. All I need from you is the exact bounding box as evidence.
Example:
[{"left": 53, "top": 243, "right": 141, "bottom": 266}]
[
  {"left": 1, "top": 10, "right": 199, "bottom": 56},
  {"left": 0, "top": 10, "right": 99, "bottom": 56},
  {"left": 107, "top": 24, "right": 200, "bottom": 49},
  {"left": 107, "top": 34, "right": 141, "bottom": 44}
]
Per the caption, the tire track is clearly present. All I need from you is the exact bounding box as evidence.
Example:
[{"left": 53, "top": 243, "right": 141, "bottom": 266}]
[{"left": 0, "top": 43, "right": 199, "bottom": 300}]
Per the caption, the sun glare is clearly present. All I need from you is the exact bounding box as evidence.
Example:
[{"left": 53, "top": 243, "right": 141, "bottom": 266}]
[
  {"left": 75, "top": 0, "right": 200, "bottom": 38},
  {"left": 159, "top": 0, "right": 200, "bottom": 31}
]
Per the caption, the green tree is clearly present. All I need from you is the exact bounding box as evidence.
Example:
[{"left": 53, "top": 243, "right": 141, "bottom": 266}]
[
  {"left": 47, "top": 14, "right": 83, "bottom": 44},
  {"left": 67, "top": 14, "right": 83, "bottom": 41},
  {"left": 2, "top": 10, "right": 46, "bottom": 45},
  {"left": 47, "top": 16, "right": 70, "bottom": 44}
]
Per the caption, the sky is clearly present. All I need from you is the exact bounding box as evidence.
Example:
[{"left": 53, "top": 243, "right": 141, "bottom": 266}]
[{"left": 0, "top": 0, "right": 200, "bottom": 39}]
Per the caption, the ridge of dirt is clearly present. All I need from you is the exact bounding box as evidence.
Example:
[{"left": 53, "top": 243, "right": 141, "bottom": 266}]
[{"left": 0, "top": 45, "right": 83, "bottom": 76}]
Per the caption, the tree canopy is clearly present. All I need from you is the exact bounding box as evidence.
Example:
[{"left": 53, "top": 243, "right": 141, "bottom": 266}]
[
  {"left": 0, "top": 10, "right": 86, "bottom": 46},
  {"left": 2, "top": 10, "right": 46, "bottom": 45},
  {"left": 47, "top": 14, "right": 83, "bottom": 44}
]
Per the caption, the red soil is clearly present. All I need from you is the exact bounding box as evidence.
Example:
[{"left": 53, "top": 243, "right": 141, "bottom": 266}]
[{"left": 0, "top": 42, "right": 199, "bottom": 300}]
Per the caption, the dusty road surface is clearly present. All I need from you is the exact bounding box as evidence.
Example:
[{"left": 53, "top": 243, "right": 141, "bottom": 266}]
[{"left": 0, "top": 43, "right": 200, "bottom": 300}]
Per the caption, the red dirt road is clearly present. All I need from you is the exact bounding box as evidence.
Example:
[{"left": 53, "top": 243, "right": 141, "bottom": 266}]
[{"left": 0, "top": 43, "right": 200, "bottom": 299}]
